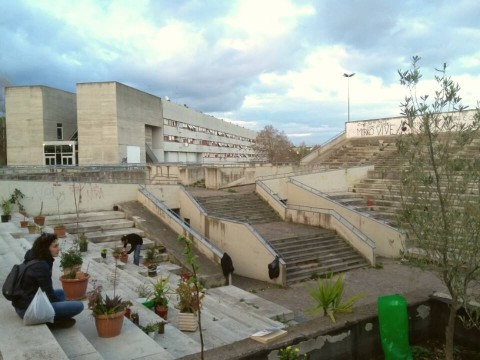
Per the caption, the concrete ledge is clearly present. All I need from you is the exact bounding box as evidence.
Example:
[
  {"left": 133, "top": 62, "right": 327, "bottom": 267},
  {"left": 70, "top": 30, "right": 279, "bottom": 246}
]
[{"left": 0, "top": 297, "right": 69, "bottom": 360}]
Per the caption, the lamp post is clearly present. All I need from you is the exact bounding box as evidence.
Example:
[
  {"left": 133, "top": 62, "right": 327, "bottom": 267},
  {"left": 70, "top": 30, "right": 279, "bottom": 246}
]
[{"left": 343, "top": 73, "right": 355, "bottom": 122}]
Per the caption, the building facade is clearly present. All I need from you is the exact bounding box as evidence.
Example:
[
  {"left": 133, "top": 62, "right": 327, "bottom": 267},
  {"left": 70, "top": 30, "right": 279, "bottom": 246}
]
[{"left": 6, "top": 82, "right": 257, "bottom": 166}]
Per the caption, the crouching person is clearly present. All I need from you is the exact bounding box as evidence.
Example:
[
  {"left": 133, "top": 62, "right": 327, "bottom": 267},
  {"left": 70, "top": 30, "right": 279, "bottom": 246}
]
[{"left": 13, "top": 233, "right": 84, "bottom": 328}]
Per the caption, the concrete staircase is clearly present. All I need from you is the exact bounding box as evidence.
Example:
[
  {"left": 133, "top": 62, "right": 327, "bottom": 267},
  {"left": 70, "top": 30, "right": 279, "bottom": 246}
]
[
  {"left": 0, "top": 213, "right": 293, "bottom": 360},
  {"left": 255, "top": 222, "right": 369, "bottom": 283},
  {"left": 194, "top": 192, "right": 282, "bottom": 224}
]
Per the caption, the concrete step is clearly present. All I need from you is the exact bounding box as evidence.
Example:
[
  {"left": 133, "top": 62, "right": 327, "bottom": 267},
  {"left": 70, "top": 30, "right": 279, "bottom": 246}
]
[
  {"left": 86, "top": 228, "right": 145, "bottom": 244},
  {"left": 44, "top": 211, "right": 126, "bottom": 226},
  {"left": 286, "top": 261, "right": 368, "bottom": 283},
  {"left": 65, "top": 219, "right": 135, "bottom": 234},
  {"left": 282, "top": 247, "right": 357, "bottom": 263},
  {"left": 0, "top": 297, "right": 69, "bottom": 360},
  {"left": 49, "top": 325, "right": 104, "bottom": 360}
]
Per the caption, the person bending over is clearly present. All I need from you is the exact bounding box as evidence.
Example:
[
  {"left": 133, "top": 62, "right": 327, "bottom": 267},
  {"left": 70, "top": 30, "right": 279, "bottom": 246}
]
[
  {"left": 121, "top": 233, "right": 143, "bottom": 266},
  {"left": 13, "top": 233, "right": 84, "bottom": 328}
]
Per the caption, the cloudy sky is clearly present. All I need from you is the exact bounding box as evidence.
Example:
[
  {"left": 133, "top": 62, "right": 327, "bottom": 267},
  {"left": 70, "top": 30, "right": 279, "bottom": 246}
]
[{"left": 2, "top": 0, "right": 480, "bottom": 145}]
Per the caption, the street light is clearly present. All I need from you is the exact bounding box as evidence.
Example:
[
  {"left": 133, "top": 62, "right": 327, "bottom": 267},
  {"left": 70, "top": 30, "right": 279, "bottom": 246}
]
[{"left": 343, "top": 73, "right": 355, "bottom": 122}]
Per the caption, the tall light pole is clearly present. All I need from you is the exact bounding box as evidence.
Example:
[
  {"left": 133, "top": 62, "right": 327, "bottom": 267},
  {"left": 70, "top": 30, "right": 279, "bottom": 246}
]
[{"left": 343, "top": 73, "right": 355, "bottom": 122}]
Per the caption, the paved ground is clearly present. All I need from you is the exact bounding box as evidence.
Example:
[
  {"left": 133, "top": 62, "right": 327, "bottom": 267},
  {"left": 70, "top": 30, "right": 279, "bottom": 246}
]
[{"left": 232, "top": 257, "right": 446, "bottom": 323}]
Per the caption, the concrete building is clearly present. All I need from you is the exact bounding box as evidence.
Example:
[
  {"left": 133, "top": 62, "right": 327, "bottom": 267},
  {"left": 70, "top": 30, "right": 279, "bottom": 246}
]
[
  {"left": 5, "top": 86, "right": 78, "bottom": 165},
  {"left": 6, "top": 82, "right": 257, "bottom": 166}
]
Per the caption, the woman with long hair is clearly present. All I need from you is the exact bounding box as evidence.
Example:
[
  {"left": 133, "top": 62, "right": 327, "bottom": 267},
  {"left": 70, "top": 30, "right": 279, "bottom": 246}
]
[{"left": 13, "top": 233, "right": 84, "bottom": 328}]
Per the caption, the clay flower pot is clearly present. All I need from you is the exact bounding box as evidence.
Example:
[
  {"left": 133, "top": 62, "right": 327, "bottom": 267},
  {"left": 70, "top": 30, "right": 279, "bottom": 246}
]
[
  {"left": 54, "top": 225, "right": 66, "bottom": 238},
  {"left": 33, "top": 216, "right": 45, "bottom": 226},
  {"left": 154, "top": 304, "right": 168, "bottom": 320},
  {"left": 60, "top": 274, "right": 89, "bottom": 300},
  {"left": 95, "top": 311, "right": 125, "bottom": 338}
]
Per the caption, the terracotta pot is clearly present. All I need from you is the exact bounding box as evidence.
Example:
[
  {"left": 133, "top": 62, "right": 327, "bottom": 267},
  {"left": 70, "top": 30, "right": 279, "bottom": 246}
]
[
  {"left": 60, "top": 274, "right": 89, "bottom": 300},
  {"left": 124, "top": 308, "right": 131, "bottom": 319},
  {"left": 33, "top": 216, "right": 45, "bottom": 226},
  {"left": 154, "top": 305, "right": 168, "bottom": 320},
  {"left": 54, "top": 226, "right": 66, "bottom": 238},
  {"left": 112, "top": 252, "right": 121, "bottom": 259},
  {"left": 180, "top": 273, "right": 192, "bottom": 282},
  {"left": 95, "top": 311, "right": 125, "bottom": 338},
  {"left": 20, "top": 220, "right": 29, "bottom": 228},
  {"left": 366, "top": 200, "right": 374, "bottom": 206},
  {"left": 157, "top": 322, "right": 165, "bottom": 334},
  {"left": 120, "top": 254, "right": 128, "bottom": 263},
  {"left": 27, "top": 224, "right": 36, "bottom": 234}
]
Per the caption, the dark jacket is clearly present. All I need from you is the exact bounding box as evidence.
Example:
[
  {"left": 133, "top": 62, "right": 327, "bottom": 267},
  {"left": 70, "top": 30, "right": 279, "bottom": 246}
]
[
  {"left": 123, "top": 233, "right": 143, "bottom": 254},
  {"left": 12, "top": 249, "right": 60, "bottom": 310}
]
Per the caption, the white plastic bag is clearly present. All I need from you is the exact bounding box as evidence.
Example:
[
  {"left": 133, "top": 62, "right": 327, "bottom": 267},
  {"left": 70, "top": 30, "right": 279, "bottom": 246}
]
[{"left": 23, "top": 288, "right": 55, "bottom": 325}]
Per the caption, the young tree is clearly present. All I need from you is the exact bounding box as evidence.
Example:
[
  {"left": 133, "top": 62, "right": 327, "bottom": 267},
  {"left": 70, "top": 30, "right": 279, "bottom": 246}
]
[
  {"left": 253, "top": 125, "right": 300, "bottom": 163},
  {"left": 396, "top": 56, "right": 480, "bottom": 360}
]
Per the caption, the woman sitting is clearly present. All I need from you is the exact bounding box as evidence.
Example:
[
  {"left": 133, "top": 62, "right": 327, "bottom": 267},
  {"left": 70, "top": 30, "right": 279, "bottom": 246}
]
[{"left": 13, "top": 233, "right": 84, "bottom": 328}]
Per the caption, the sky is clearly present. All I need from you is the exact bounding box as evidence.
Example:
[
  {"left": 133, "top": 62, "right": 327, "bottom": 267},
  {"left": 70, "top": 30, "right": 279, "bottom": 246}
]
[{"left": 2, "top": 0, "right": 480, "bottom": 145}]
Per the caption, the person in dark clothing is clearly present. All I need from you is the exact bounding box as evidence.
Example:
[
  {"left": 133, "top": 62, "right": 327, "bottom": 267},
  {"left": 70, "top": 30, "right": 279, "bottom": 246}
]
[
  {"left": 14, "top": 233, "right": 84, "bottom": 328},
  {"left": 121, "top": 233, "right": 143, "bottom": 266}
]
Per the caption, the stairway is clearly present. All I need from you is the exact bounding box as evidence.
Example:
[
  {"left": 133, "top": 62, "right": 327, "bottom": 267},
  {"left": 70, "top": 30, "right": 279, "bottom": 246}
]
[
  {"left": 194, "top": 192, "right": 282, "bottom": 224},
  {"left": 255, "top": 222, "right": 369, "bottom": 283},
  {"left": 0, "top": 213, "right": 294, "bottom": 360}
]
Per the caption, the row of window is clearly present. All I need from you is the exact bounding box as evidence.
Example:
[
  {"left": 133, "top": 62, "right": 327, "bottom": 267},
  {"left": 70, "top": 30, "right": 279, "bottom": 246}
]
[
  {"left": 164, "top": 119, "right": 255, "bottom": 143},
  {"left": 163, "top": 135, "right": 251, "bottom": 150},
  {"left": 202, "top": 152, "right": 256, "bottom": 158}
]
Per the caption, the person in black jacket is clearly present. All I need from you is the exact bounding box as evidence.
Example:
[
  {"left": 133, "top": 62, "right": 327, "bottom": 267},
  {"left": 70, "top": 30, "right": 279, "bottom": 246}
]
[
  {"left": 13, "top": 233, "right": 84, "bottom": 328},
  {"left": 121, "top": 233, "right": 143, "bottom": 266}
]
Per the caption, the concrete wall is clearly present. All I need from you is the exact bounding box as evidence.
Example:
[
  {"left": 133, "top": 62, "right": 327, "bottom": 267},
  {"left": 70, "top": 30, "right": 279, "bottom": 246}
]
[
  {"left": 144, "top": 184, "right": 181, "bottom": 209},
  {"left": 345, "top": 109, "right": 478, "bottom": 139},
  {"left": 77, "top": 82, "right": 119, "bottom": 164},
  {"left": 6, "top": 86, "right": 76, "bottom": 165},
  {"left": 116, "top": 83, "right": 163, "bottom": 164},
  {"left": 0, "top": 180, "right": 137, "bottom": 215},
  {"left": 292, "top": 166, "right": 373, "bottom": 193}
]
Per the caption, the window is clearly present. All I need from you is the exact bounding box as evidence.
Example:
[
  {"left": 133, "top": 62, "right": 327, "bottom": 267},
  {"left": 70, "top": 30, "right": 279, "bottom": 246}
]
[{"left": 57, "top": 123, "right": 63, "bottom": 140}]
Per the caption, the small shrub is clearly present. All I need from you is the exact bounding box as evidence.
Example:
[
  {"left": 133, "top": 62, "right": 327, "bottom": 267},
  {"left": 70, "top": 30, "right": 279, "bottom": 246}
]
[
  {"left": 308, "top": 273, "right": 365, "bottom": 322},
  {"left": 278, "top": 345, "right": 307, "bottom": 360}
]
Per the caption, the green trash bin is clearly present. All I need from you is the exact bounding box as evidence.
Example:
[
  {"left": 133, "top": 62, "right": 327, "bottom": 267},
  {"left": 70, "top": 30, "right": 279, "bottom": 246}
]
[{"left": 377, "top": 294, "right": 413, "bottom": 360}]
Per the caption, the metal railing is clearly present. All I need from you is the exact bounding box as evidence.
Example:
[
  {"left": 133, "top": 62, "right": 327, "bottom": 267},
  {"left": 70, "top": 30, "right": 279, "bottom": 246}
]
[
  {"left": 289, "top": 178, "right": 397, "bottom": 229},
  {"left": 138, "top": 186, "right": 223, "bottom": 259}
]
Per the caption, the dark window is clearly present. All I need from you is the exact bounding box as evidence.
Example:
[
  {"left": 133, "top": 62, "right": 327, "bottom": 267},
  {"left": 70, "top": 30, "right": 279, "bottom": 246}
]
[{"left": 57, "top": 123, "right": 63, "bottom": 140}]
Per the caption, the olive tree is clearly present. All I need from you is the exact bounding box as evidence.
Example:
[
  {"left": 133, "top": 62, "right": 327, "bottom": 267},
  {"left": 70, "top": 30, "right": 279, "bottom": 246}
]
[{"left": 396, "top": 56, "right": 480, "bottom": 360}]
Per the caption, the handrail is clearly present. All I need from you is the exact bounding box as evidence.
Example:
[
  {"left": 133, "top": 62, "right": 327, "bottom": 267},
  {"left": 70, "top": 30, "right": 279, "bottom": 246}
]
[
  {"left": 256, "top": 163, "right": 371, "bottom": 181},
  {"left": 138, "top": 186, "right": 223, "bottom": 259},
  {"left": 256, "top": 180, "right": 286, "bottom": 207},
  {"left": 179, "top": 185, "right": 284, "bottom": 263},
  {"left": 288, "top": 178, "right": 397, "bottom": 230},
  {"left": 320, "top": 130, "right": 346, "bottom": 148}
]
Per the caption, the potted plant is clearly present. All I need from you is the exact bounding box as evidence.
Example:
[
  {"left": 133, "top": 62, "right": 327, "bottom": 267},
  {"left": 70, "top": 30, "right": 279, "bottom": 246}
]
[
  {"left": 101, "top": 248, "right": 107, "bottom": 259},
  {"left": 33, "top": 201, "right": 45, "bottom": 226},
  {"left": 52, "top": 185, "right": 66, "bottom": 238},
  {"left": 112, "top": 247, "right": 122, "bottom": 259},
  {"left": 77, "top": 233, "right": 88, "bottom": 252},
  {"left": 151, "top": 275, "right": 171, "bottom": 320},
  {"left": 20, "top": 213, "right": 29, "bottom": 228},
  {"left": 175, "top": 278, "right": 204, "bottom": 332},
  {"left": 143, "top": 322, "right": 157, "bottom": 338},
  {"left": 143, "top": 247, "right": 159, "bottom": 268},
  {"left": 9, "top": 188, "right": 26, "bottom": 215},
  {"left": 87, "top": 285, "right": 130, "bottom": 338},
  {"left": 59, "top": 248, "right": 83, "bottom": 277},
  {"left": 1, "top": 199, "right": 12, "bottom": 222},
  {"left": 59, "top": 248, "right": 88, "bottom": 300},
  {"left": 27, "top": 222, "right": 37, "bottom": 234}
]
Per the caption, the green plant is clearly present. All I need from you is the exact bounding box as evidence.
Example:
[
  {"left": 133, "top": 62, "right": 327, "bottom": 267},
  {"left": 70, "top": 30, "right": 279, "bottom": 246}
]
[
  {"left": 278, "top": 345, "right": 307, "bottom": 360},
  {"left": 135, "top": 283, "right": 152, "bottom": 299},
  {"left": 59, "top": 248, "right": 83, "bottom": 271},
  {"left": 1, "top": 199, "right": 12, "bottom": 216},
  {"left": 178, "top": 235, "right": 205, "bottom": 359},
  {"left": 77, "top": 233, "right": 88, "bottom": 252},
  {"left": 396, "top": 56, "right": 480, "bottom": 359},
  {"left": 87, "top": 285, "right": 130, "bottom": 317},
  {"left": 175, "top": 279, "right": 204, "bottom": 313},
  {"left": 9, "top": 188, "right": 25, "bottom": 212},
  {"left": 144, "top": 246, "right": 159, "bottom": 264},
  {"left": 142, "top": 322, "right": 158, "bottom": 333},
  {"left": 308, "top": 273, "right": 364, "bottom": 322},
  {"left": 151, "top": 275, "right": 171, "bottom": 307}
]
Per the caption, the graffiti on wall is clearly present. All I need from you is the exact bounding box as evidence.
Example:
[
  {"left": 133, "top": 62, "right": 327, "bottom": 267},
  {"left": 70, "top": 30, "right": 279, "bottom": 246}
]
[{"left": 346, "top": 118, "right": 406, "bottom": 138}]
